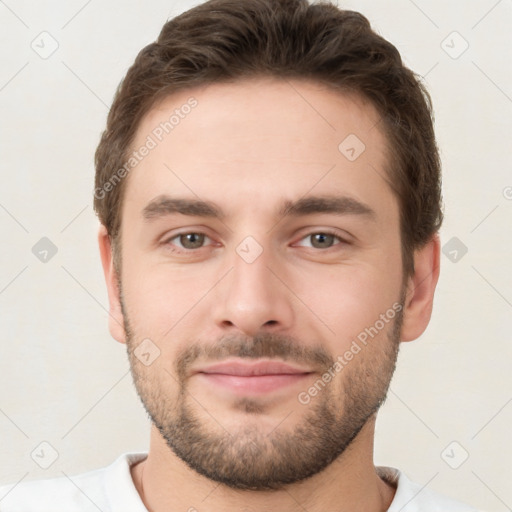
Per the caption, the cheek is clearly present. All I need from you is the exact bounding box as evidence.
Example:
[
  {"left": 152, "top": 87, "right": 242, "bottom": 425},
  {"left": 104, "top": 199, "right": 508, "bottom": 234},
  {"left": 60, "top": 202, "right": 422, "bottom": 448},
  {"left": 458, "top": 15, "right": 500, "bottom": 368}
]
[
  {"left": 293, "top": 262, "right": 402, "bottom": 345},
  {"left": 120, "top": 258, "right": 219, "bottom": 339}
]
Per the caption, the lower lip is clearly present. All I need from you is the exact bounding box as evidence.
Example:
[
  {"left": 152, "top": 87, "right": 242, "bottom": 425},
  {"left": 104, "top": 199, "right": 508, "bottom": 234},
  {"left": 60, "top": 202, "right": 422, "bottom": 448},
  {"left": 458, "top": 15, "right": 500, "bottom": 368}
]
[{"left": 196, "top": 373, "right": 312, "bottom": 394}]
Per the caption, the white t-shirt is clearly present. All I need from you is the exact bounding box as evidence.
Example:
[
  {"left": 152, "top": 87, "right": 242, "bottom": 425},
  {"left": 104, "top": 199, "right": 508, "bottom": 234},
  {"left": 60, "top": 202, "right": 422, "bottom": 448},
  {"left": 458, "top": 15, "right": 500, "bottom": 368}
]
[{"left": 0, "top": 452, "right": 480, "bottom": 511}]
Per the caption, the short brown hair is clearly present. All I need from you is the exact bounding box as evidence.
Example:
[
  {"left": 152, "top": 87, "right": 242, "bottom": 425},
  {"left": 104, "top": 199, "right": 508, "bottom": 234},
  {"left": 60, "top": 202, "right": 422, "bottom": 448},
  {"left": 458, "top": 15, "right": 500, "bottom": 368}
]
[{"left": 94, "top": 0, "right": 443, "bottom": 278}]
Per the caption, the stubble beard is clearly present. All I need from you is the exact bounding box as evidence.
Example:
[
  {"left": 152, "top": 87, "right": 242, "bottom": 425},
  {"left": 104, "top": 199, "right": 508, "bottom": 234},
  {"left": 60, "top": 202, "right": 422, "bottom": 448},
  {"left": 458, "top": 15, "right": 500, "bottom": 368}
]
[{"left": 122, "top": 294, "right": 404, "bottom": 491}]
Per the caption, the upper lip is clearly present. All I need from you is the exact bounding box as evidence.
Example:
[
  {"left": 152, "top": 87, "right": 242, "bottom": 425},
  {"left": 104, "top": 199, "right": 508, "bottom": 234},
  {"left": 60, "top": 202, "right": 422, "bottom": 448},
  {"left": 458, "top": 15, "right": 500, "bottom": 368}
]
[{"left": 194, "top": 359, "right": 313, "bottom": 376}]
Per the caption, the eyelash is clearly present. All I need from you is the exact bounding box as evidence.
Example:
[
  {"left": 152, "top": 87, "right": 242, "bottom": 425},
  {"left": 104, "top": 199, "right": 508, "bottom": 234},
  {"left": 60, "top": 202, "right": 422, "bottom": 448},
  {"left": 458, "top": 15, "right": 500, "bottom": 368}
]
[{"left": 162, "top": 230, "right": 347, "bottom": 252}]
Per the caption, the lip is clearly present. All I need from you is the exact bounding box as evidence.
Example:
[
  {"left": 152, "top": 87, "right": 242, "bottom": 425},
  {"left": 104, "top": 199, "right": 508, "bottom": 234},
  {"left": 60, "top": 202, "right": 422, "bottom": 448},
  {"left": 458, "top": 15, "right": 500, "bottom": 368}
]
[
  {"left": 193, "top": 359, "right": 314, "bottom": 395},
  {"left": 195, "top": 359, "right": 312, "bottom": 376}
]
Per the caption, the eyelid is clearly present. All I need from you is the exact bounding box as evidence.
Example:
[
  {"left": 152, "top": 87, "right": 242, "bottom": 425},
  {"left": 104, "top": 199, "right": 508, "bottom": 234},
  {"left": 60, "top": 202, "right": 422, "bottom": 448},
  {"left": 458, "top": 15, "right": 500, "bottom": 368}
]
[
  {"left": 162, "top": 230, "right": 212, "bottom": 244},
  {"left": 159, "top": 227, "right": 351, "bottom": 251},
  {"left": 292, "top": 228, "right": 351, "bottom": 248},
  {"left": 161, "top": 229, "right": 216, "bottom": 249}
]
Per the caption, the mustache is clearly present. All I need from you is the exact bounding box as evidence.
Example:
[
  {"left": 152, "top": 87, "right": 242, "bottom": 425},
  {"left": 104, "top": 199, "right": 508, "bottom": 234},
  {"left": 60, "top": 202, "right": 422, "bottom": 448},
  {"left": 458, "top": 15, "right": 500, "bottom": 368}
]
[{"left": 175, "top": 332, "right": 334, "bottom": 381}]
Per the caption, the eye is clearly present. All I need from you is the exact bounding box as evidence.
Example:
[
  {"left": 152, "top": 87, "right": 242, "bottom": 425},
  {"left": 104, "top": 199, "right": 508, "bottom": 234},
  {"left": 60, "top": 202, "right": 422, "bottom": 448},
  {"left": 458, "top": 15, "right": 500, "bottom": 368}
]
[
  {"left": 166, "top": 232, "right": 212, "bottom": 250},
  {"left": 295, "top": 231, "right": 345, "bottom": 249}
]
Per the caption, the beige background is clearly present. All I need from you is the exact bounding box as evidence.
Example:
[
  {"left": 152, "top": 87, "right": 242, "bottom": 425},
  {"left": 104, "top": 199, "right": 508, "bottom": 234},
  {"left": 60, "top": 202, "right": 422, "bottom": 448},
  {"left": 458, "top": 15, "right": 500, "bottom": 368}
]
[{"left": 0, "top": 1, "right": 510, "bottom": 510}]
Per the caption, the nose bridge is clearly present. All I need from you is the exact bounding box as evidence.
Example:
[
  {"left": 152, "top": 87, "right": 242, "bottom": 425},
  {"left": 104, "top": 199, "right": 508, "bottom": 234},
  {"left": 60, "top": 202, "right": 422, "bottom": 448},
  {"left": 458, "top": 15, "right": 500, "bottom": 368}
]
[
  {"left": 231, "top": 245, "right": 272, "bottom": 300},
  {"left": 213, "top": 237, "right": 294, "bottom": 335}
]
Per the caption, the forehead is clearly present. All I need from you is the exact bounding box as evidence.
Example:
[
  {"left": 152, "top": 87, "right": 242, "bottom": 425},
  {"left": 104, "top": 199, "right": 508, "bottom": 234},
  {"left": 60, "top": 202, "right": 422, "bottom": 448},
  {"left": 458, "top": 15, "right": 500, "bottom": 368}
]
[{"left": 123, "top": 77, "right": 397, "bottom": 226}]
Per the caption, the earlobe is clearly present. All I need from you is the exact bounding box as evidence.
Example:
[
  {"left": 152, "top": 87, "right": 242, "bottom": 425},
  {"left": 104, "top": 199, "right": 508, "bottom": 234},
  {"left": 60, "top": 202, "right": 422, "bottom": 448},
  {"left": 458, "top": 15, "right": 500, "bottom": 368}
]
[
  {"left": 400, "top": 234, "right": 441, "bottom": 342},
  {"left": 98, "top": 225, "right": 126, "bottom": 344}
]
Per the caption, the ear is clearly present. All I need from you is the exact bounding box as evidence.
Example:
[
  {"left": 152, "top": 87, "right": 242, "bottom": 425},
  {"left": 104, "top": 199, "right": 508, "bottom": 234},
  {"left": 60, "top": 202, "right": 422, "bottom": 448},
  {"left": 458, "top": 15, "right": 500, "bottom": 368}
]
[
  {"left": 98, "top": 225, "right": 126, "bottom": 344},
  {"left": 400, "top": 234, "right": 441, "bottom": 342}
]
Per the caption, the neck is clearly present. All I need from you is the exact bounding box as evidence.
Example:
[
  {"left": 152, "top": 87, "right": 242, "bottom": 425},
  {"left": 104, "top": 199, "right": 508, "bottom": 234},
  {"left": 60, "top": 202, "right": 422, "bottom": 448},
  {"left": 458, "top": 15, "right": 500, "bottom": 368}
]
[{"left": 131, "top": 417, "right": 396, "bottom": 512}]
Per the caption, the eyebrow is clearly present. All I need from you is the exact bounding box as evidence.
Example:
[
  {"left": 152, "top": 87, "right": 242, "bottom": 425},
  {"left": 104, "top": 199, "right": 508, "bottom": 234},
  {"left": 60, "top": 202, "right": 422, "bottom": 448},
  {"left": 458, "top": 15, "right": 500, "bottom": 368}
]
[
  {"left": 142, "top": 194, "right": 376, "bottom": 222},
  {"left": 143, "top": 196, "right": 223, "bottom": 220},
  {"left": 278, "top": 195, "right": 376, "bottom": 220}
]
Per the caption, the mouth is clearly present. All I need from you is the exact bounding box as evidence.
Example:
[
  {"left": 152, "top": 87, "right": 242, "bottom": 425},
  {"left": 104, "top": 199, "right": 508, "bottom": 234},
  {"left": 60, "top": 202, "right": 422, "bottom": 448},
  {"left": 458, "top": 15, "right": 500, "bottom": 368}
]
[{"left": 193, "top": 359, "right": 314, "bottom": 395}]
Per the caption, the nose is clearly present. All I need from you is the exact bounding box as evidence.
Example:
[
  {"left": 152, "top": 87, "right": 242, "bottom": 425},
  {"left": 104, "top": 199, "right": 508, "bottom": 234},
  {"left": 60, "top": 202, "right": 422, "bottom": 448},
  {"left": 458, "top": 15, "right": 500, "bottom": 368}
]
[{"left": 212, "top": 246, "right": 295, "bottom": 337}]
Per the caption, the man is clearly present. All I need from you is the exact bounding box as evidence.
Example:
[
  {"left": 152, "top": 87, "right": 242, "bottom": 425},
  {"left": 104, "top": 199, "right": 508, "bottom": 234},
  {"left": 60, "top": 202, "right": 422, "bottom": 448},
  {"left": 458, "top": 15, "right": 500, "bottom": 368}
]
[{"left": 0, "top": 0, "right": 480, "bottom": 510}]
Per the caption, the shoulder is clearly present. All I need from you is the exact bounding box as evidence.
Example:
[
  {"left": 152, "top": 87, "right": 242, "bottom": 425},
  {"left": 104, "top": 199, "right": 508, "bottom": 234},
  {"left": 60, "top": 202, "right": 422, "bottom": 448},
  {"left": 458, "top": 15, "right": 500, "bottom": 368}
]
[
  {"left": 0, "top": 469, "right": 107, "bottom": 512},
  {"left": 378, "top": 466, "right": 481, "bottom": 512},
  {"left": 0, "top": 452, "right": 147, "bottom": 512}
]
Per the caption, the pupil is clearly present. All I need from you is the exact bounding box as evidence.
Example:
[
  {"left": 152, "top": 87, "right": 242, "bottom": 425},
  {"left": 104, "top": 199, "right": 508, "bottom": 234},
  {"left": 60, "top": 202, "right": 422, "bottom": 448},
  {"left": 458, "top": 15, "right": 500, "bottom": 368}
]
[
  {"left": 181, "top": 233, "right": 204, "bottom": 248},
  {"left": 313, "top": 233, "right": 333, "bottom": 248}
]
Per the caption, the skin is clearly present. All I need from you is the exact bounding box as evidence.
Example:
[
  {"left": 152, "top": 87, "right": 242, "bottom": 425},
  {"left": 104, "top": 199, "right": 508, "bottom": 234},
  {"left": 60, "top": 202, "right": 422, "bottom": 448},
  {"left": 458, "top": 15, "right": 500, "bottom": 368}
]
[{"left": 98, "top": 77, "right": 440, "bottom": 512}]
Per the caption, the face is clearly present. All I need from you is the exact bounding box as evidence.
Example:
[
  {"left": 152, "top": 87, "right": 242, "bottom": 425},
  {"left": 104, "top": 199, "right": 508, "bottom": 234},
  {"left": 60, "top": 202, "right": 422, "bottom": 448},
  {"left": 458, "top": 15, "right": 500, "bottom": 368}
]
[{"left": 114, "top": 78, "right": 407, "bottom": 490}]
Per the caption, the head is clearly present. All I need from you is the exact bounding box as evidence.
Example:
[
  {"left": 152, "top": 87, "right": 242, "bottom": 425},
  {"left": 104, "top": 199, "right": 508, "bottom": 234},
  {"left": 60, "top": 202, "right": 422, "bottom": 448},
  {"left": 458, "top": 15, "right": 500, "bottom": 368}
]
[{"left": 95, "top": 0, "right": 441, "bottom": 491}]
